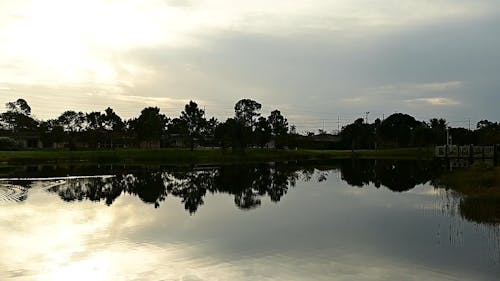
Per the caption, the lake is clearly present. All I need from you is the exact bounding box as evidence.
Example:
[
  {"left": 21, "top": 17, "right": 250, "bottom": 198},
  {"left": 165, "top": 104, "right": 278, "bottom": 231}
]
[{"left": 0, "top": 160, "right": 498, "bottom": 280}]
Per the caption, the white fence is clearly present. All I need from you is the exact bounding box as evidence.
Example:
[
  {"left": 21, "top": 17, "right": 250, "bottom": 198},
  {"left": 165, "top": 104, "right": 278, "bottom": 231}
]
[{"left": 434, "top": 145, "right": 495, "bottom": 159}]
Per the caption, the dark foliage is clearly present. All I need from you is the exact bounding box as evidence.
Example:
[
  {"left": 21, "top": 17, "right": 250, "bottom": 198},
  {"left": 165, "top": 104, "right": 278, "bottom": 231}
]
[{"left": 0, "top": 99, "right": 498, "bottom": 150}]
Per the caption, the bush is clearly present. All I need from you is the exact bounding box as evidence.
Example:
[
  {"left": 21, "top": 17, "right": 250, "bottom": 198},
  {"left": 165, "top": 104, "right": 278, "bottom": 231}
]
[{"left": 0, "top": 137, "right": 19, "bottom": 151}]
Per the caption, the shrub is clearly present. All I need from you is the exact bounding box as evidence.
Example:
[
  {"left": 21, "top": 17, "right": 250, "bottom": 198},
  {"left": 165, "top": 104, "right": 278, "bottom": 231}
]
[{"left": 0, "top": 137, "right": 19, "bottom": 151}]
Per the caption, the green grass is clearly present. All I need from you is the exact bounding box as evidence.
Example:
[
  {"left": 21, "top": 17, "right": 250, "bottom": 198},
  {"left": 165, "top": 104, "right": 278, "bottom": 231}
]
[
  {"left": 437, "top": 165, "right": 500, "bottom": 196},
  {"left": 0, "top": 147, "right": 433, "bottom": 165},
  {"left": 436, "top": 165, "right": 500, "bottom": 224}
]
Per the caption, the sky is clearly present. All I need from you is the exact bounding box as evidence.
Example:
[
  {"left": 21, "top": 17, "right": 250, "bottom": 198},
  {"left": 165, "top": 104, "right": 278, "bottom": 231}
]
[{"left": 0, "top": 0, "right": 499, "bottom": 132}]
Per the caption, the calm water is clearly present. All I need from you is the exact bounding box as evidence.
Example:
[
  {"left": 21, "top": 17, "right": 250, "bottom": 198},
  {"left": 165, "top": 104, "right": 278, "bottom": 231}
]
[{"left": 0, "top": 160, "right": 498, "bottom": 281}]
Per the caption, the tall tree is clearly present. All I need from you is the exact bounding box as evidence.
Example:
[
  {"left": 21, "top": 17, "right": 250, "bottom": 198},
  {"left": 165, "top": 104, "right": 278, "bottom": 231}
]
[
  {"left": 180, "top": 101, "right": 207, "bottom": 150},
  {"left": 1, "top": 99, "right": 38, "bottom": 131},
  {"left": 234, "top": 99, "right": 261, "bottom": 128},
  {"left": 378, "top": 113, "right": 421, "bottom": 147},
  {"left": 57, "top": 111, "right": 85, "bottom": 132},
  {"left": 268, "top": 110, "right": 289, "bottom": 148},
  {"left": 130, "top": 107, "right": 168, "bottom": 147},
  {"left": 86, "top": 111, "right": 106, "bottom": 131},
  {"left": 215, "top": 118, "right": 247, "bottom": 150},
  {"left": 429, "top": 118, "right": 447, "bottom": 130},
  {"left": 6, "top": 99, "right": 31, "bottom": 115},
  {"left": 340, "top": 118, "right": 374, "bottom": 149},
  {"left": 254, "top": 117, "right": 272, "bottom": 148},
  {"left": 476, "top": 120, "right": 500, "bottom": 145},
  {"left": 203, "top": 117, "right": 219, "bottom": 146},
  {"left": 231, "top": 99, "right": 262, "bottom": 149},
  {"left": 268, "top": 110, "right": 289, "bottom": 136},
  {"left": 428, "top": 118, "right": 447, "bottom": 144},
  {"left": 103, "top": 107, "right": 125, "bottom": 131}
]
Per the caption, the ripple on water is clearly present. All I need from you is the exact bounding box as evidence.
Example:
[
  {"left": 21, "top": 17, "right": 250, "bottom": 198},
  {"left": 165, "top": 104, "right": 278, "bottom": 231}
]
[{"left": 0, "top": 184, "right": 28, "bottom": 203}]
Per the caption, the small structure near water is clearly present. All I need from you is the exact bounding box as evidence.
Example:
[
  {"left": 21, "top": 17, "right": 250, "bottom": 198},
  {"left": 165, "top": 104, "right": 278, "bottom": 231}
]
[{"left": 434, "top": 145, "right": 497, "bottom": 159}]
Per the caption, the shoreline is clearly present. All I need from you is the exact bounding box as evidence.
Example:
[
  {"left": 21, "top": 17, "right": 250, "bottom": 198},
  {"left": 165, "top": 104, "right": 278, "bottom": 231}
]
[{"left": 0, "top": 147, "right": 434, "bottom": 165}]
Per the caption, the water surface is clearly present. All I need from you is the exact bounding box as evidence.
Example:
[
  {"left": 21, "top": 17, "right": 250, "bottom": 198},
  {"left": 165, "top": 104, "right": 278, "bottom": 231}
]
[{"left": 0, "top": 160, "right": 498, "bottom": 280}]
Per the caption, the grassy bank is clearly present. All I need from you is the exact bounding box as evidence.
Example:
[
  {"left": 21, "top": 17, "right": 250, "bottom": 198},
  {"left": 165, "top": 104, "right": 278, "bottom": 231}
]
[
  {"left": 436, "top": 164, "right": 500, "bottom": 224},
  {"left": 437, "top": 164, "right": 500, "bottom": 196},
  {"left": 0, "top": 147, "right": 433, "bottom": 165}
]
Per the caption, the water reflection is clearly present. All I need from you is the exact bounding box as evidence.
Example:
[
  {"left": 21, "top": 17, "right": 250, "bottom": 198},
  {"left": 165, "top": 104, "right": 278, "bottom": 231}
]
[
  {"left": 0, "top": 160, "right": 497, "bottom": 225},
  {"left": 1, "top": 160, "right": 499, "bottom": 280},
  {"left": 43, "top": 164, "right": 300, "bottom": 213},
  {"left": 340, "top": 159, "right": 442, "bottom": 191}
]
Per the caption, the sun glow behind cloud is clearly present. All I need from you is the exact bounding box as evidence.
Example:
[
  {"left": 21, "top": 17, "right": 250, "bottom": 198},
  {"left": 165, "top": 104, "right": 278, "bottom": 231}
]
[
  {"left": 0, "top": 0, "right": 491, "bottom": 86},
  {"left": 1, "top": 0, "right": 186, "bottom": 86},
  {"left": 0, "top": 0, "right": 499, "bottom": 123}
]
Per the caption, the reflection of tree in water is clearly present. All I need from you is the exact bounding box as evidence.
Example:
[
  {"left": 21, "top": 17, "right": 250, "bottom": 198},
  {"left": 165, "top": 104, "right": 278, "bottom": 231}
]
[
  {"left": 40, "top": 160, "right": 500, "bottom": 231},
  {"left": 120, "top": 171, "right": 168, "bottom": 208},
  {"left": 46, "top": 164, "right": 301, "bottom": 213},
  {"left": 48, "top": 178, "right": 122, "bottom": 206},
  {"left": 213, "top": 164, "right": 298, "bottom": 210},
  {"left": 459, "top": 197, "right": 500, "bottom": 225},
  {"left": 165, "top": 170, "right": 216, "bottom": 213},
  {"left": 340, "top": 159, "right": 374, "bottom": 187},
  {"left": 340, "top": 159, "right": 442, "bottom": 191},
  {"left": 46, "top": 160, "right": 443, "bottom": 212}
]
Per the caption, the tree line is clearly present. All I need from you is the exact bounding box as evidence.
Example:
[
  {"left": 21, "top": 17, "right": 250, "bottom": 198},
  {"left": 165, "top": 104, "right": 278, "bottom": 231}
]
[
  {"left": 0, "top": 98, "right": 291, "bottom": 150},
  {"left": 0, "top": 98, "right": 498, "bottom": 150},
  {"left": 339, "top": 113, "right": 500, "bottom": 149}
]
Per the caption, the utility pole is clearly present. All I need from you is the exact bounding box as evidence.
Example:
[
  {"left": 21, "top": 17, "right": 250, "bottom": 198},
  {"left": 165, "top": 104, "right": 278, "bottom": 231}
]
[
  {"left": 365, "top": 112, "right": 370, "bottom": 124},
  {"left": 337, "top": 115, "right": 340, "bottom": 133},
  {"left": 468, "top": 118, "right": 471, "bottom": 131}
]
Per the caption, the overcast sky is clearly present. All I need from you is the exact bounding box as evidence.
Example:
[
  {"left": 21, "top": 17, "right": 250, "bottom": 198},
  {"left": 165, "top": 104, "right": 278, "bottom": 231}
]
[{"left": 0, "top": 0, "right": 499, "bottom": 132}]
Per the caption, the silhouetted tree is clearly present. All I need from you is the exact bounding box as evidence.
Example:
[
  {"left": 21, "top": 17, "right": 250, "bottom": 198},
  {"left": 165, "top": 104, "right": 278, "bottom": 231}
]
[
  {"left": 234, "top": 99, "right": 261, "bottom": 128},
  {"left": 429, "top": 118, "right": 447, "bottom": 144},
  {"left": 203, "top": 117, "right": 219, "bottom": 146},
  {"left": 180, "top": 101, "right": 207, "bottom": 150},
  {"left": 39, "top": 119, "right": 65, "bottom": 147},
  {"left": 1, "top": 99, "right": 38, "bottom": 131},
  {"left": 268, "top": 110, "right": 289, "bottom": 148},
  {"left": 57, "top": 111, "right": 85, "bottom": 132},
  {"left": 378, "top": 113, "right": 422, "bottom": 147},
  {"left": 129, "top": 107, "right": 168, "bottom": 148},
  {"left": 168, "top": 118, "right": 188, "bottom": 134},
  {"left": 54, "top": 111, "right": 85, "bottom": 149},
  {"left": 225, "top": 118, "right": 249, "bottom": 150},
  {"left": 86, "top": 111, "right": 106, "bottom": 131},
  {"left": 450, "top": 127, "right": 475, "bottom": 145},
  {"left": 476, "top": 120, "right": 500, "bottom": 145},
  {"left": 6, "top": 99, "right": 31, "bottom": 115},
  {"left": 254, "top": 117, "right": 272, "bottom": 148},
  {"left": 103, "top": 107, "right": 125, "bottom": 131},
  {"left": 413, "top": 123, "right": 434, "bottom": 146},
  {"left": 340, "top": 118, "right": 374, "bottom": 149}
]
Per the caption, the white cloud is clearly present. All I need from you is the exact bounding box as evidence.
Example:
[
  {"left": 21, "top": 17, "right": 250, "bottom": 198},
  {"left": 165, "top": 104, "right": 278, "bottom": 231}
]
[
  {"left": 341, "top": 97, "right": 367, "bottom": 104},
  {"left": 412, "top": 81, "right": 463, "bottom": 91},
  {"left": 406, "top": 97, "right": 461, "bottom": 106},
  {"left": 107, "top": 94, "right": 192, "bottom": 108},
  {"left": 372, "top": 81, "right": 464, "bottom": 95}
]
